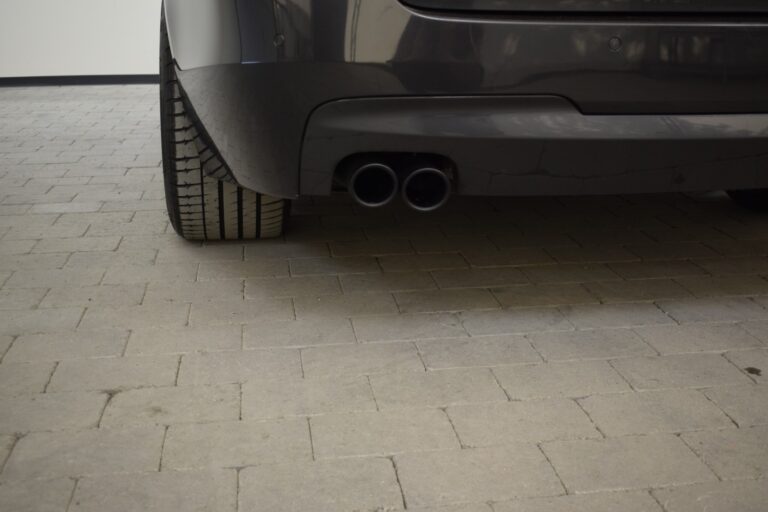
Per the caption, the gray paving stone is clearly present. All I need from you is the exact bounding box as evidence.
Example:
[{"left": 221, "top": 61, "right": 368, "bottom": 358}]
[
  {"left": 378, "top": 253, "right": 470, "bottom": 272},
  {"left": 460, "top": 308, "right": 571, "bottom": 336},
  {"left": 101, "top": 263, "right": 197, "bottom": 285},
  {"left": 396, "top": 446, "right": 563, "bottom": 507},
  {"left": 545, "top": 245, "right": 638, "bottom": 264},
  {"left": 431, "top": 267, "right": 528, "bottom": 289},
  {"left": 188, "top": 298, "right": 293, "bottom": 326},
  {"left": 0, "top": 362, "right": 55, "bottom": 396},
  {"left": 302, "top": 342, "right": 425, "bottom": 378},
  {"left": 409, "top": 504, "right": 492, "bottom": 512},
  {"left": 370, "top": 368, "right": 508, "bottom": 409},
  {"left": 70, "top": 469, "right": 237, "bottom": 512},
  {"left": 494, "top": 491, "right": 663, "bottom": 512},
  {"left": 611, "top": 353, "right": 753, "bottom": 390},
  {"left": 3, "top": 268, "right": 104, "bottom": 289},
  {"left": 579, "top": 389, "right": 734, "bottom": 436},
  {"left": 676, "top": 275, "right": 768, "bottom": 297},
  {"left": 584, "top": 279, "right": 691, "bottom": 303},
  {"left": 101, "top": 384, "right": 240, "bottom": 427},
  {"left": 0, "top": 307, "right": 83, "bottom": 336},
  {"left": 245, "top": 275, "right": 341, "bottom": 299},
  {"left": 417, "top": 335, "right": 542, "bottom": 370},
  {"left": 0, "top": 478, "right": 76, "bottom": 512},
  {"left": 658, "top": 297, "right": 768, "bottom": 323},
  {"left": 163, "top": 418, "right": 312, "bottom": 469},
  {"left": 0, "top": 392, "right": 107, "bottom": 433},
  {"left": 653, "top": 480, "right": 768, "bottom": 512},
  {"left": 340, "top": 271, "right": 437, "bottom": 293},
  {"left": 40, "top": 284, "right": 146, "bottom": 308},
  {"left": 0, "top": 253, "right": 69, "bottom": 272},
  {"left": 143, "top": 280, "right": 243, "bottom": 304},
  {"left": 560, "top": 303, "right": 673, "bottom": 329},
  {"left": 242, "top": 375, "right": 377, "bottom": 419},
  {"left": 725, "top": 348, "right": 768, "bottom": 383},
  {"left": 294, "top": 292, "right": 399, "bottom": 318},
  {"left": 198, "top": 259, "right": 288, "bottom": 281},
  {"left": 177, "top": 349, "right": 301, "bottom": 385},
  {"left": 522, "top": 263, "right": 620, "bottom": 284},
  {"left": 529, "top": 328, "right": 655, "bottom": 362},
  {"left": 289, "top": 256, "right": 380, "bottom": 276},
  {"left": 633, "top": 324, "right": 762, "bottom": 355},
  {"left": 31, "top": 236, "right": 120, "bottom": 253},
  {"left": 353, "top": 313, "right": 467, "bottom": 342},
  {"left": 243, "top": 317, "right": 356, "bottom": 348},
  {"left": 47, "top": 355, "right": 179, "bottom": 392},
  {"left": 79, "top": 303, "right": 189, "bottom": 331},
  {"left": 0, "top": 288, "right": 47, "bottom": 310},
  {"left": 448, "top": 399, "right": 600, "bottom": 447},
  {"left": 5, "top": 329, "right": 128, "bottom": 362},
  {"left": 492, "top": 283, "right": 600, "bottom": 308},
  {"left": 126, "top": 326, "right": 242, "bottom": 355},
  {"left": 311, "top": 409, "right": 459, "bottom": 459},
  {"left": 542, "top": 435, "right": 717, "bottom": 493},
  {"left": 608, "top": 260, "right": 707, "bottom": 280},
  {"left": 239, "top": 458, "right": 402, "bottom": 512},
  {"left": 682, "top": 426, "right": 768, "bottom": 480},
  {"left": 492, "top": 361, "right": 631, "bottom": 400},
  {"left": 2, "top": 426, "right": 163, "bottom": 481},
  {"left": 704, "top": 385, "right": 768, "bottom": 427},
  {"left": 395, "top": 289, "right": 500, "bottom": 314}
]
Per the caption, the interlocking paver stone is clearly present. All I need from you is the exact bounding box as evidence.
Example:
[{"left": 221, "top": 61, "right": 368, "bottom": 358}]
[
  {"left": 611, "top": 353, "right": 753, "bottom": 390},
  {"left": 47, "top": 355, "right": 179, "bottom": 392},
  {"left": 528, "top": 328, "right": 655, "bottom": 361},
  {"left": 100, "top": 384, "right": 240, "bottom": 427},
  {"left": 311, "top": 408, "right": 459, "bottom": 458},
  {"left": 396, "top": 446, "right": 563, "bottom": 507},
  {"left": 417, "top": 335, "right": 542, "bottom": 369},
  {"left": 370, "top": 367, "right": 508, "bottom": 409},
  {"left": 2, "top": 426, "right": 164, "bottom": 481},
  {"left": 579, "top": 389, "right": 734, "bottom": 436},
  {"left": 681, "top": 426, "right": 768, "bottom": 480},
  {"left": 542, "top": 435, "right": 717, "bottom": 493},
  {"left": 239, "top": 458, "right": 403, "bottom": 512},
  {"left": 162, "top": 418, "right": 312, "bottom": 469},
  {"left": 653, "top": 480, "right": 768, "bottom": 512},
  {"left": 70, "top": 470, "right": 237, "bottom": 512},
  {"left": 0, "top": 392, "right": 107, "bottom": 433},
  {"left": 0, "top": 478, "right": 76, "bottom": 512},
  {"left": 633, "top": 323, "right": 762, "bottom": 354},
  {"left": 493, "top": 360, "right": 631, "bottom": 400},
  {"left": 703, "top": 385, "right": 768, "bottom": 427},
  {"left": 493, "top": 492, "right": 663, "bottom": 512},
  {"left": 448, "top": 399, "right": 600, "bottom": 447}
]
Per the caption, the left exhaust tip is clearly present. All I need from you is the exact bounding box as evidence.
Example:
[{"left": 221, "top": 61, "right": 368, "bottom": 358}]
[{"left": 347, "top": 162, "right": 399, "bottom": 208}]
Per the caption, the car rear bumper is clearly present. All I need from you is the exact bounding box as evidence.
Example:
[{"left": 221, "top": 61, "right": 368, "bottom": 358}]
[
  {"left": 168, "top": 0, "right": 768, "bottom": 198},
  {"left": 301, "top": 96, "right": 768, "bottom": 196}
]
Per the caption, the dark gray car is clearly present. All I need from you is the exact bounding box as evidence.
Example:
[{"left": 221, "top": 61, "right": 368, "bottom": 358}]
[{"left": 160, "top": 0, "right": 768, "bottom": 240}]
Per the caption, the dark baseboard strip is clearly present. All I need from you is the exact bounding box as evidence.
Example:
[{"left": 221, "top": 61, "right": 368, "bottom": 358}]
[{"left": 0, "top": 75, "right": 160, "bottom": 87}]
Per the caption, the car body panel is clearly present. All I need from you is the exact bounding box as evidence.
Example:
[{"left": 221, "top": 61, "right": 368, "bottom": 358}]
[{"left": 163, "top": 0, "right": 768, "bottom": 199}]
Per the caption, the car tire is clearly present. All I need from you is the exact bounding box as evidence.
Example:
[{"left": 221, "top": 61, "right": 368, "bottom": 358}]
[
  {"left": 159, "top": 14, "right": 287, "bottom": 241},
  {"left": 727, "top": 189, "right": 768, "bottom": 212}
]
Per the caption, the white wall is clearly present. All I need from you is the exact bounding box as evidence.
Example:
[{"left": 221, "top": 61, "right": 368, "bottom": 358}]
[{"left": 0, "top": 0, "right": 162, "bottom": 78}]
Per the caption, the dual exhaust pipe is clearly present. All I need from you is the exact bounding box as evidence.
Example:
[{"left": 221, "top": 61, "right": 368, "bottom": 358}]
[{"left": 346, "top": 158, "right": 452, "bottom": 212}]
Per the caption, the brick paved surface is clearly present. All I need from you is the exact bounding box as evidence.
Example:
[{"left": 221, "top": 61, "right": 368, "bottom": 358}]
[{"left": 0, "top": 85, "right": 767, "bottom": 511}]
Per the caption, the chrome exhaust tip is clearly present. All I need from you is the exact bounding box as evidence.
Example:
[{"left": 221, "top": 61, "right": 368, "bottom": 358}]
[
  {"left": 402, "top": 167, "right": 452, "bottom": 212},
  {"left": 347, "top": 162, "right": 399, "bottom": 208}
]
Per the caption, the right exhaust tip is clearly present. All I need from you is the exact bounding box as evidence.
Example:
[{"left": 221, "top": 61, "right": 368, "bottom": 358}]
[{"left": 402, "top": 167, "right": 452, "bottom": 212}]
